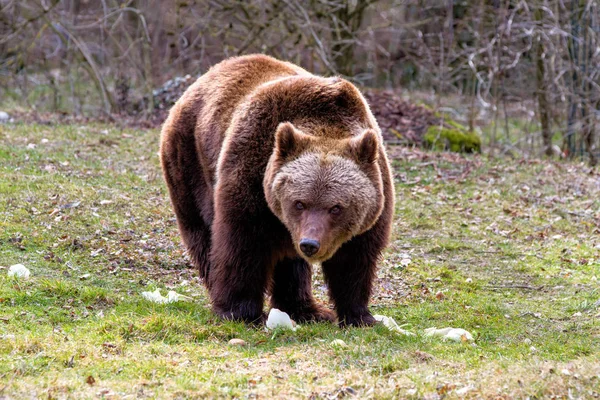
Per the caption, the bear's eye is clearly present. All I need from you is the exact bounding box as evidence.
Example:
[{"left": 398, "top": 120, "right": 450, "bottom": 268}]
[
  {"left": 295, "top": 201, "right": 305, "bottom": 211},
  {"left": 329, "top": 205, "right": 342, "bottom": 215}
]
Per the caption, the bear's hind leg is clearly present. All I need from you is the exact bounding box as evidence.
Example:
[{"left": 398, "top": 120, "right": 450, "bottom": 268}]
[
  {"left": 160, "top": 118, "right": 213, "bottom": 282},
  {"left": 179, "top": 224, "right": 211, "bottom": 282},
  {"left": 270, "top": 258, "right": 335, "bottom": 323}
]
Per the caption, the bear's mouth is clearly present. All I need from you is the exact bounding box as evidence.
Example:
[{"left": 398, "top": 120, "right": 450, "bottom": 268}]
[{"left": 296, "top": 245, "right": 336, "bottom": 264}]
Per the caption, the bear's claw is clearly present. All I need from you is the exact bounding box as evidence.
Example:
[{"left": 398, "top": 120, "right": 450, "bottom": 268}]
[
  {"left": 291, "top": 305, "right": 336, "bottom": 324},
  {"left": 338, "top": 312, "right": 376, "bottom": 328},
  {"left": 214, "top": 307, "right": 267, "bottom": 326}
]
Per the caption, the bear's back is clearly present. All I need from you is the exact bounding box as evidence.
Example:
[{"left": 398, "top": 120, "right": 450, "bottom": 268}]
[
  {"left": 193, "top": 55, "right": 309, "bottom": 139},
  {"left": 173, "top": 55, "right": 308, "bottom": 181}
]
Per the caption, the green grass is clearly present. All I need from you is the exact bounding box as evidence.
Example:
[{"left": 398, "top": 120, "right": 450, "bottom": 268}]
[{"left": 1, "top": 123, "right": 599, "bottom": 399}]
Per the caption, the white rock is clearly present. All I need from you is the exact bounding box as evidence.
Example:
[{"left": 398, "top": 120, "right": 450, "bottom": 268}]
[
  {"left": 0, "top": 111, "right": 9, "bottom": 122},
  {"left": 373, "top": 315, "right": 415, "bottom": 336},
  {"left": 400, "top": 258, "right": 412, "bottom": 267},
  {"left": 0, "top": 334, "right": 16, "bottom": 340},
  {"left": 425, "top": 327, "right": 474, "bottom": 342},
  {"left": 455, "top": 385, "right": 475, "bottom": 395},
  {"left": 8, "top": 264, "right": 30, "bottom": 279},
  {"left": 141, "top": 288, "right": 189, "bottom": 304},
  {"left": 330, "top": 339, "right": 348, "bottom": 348},
  {"left": 266, "top": 308, "right": 296, "bottom": 331}
]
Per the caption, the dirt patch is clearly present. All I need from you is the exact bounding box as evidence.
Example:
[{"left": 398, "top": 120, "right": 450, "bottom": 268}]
[{"left": 362, "top": 89, "right": 443, "bottom": 145}]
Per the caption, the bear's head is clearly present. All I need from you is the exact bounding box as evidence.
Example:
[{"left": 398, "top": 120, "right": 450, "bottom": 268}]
[{"left": 264, "top": 122, "right": 385, "bottom": 263}]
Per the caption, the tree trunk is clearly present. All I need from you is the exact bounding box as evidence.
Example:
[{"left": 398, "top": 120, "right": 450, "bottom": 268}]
[
  {"left": 582, "top": 103, "right": 597, "bottom": 166},
  {"left": 535, "top": 8, "right": 553, "bottom": 157},
  {"left": 330, "top": 1, "right": 371, "bottom": 77},
  {"left": 580, "top": 2, "right": 597, "bottom": 166}
]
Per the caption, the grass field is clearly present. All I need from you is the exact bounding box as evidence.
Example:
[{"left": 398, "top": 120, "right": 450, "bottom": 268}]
[{"left": 0, "top": 123, "right": 599, "bottom": 399}]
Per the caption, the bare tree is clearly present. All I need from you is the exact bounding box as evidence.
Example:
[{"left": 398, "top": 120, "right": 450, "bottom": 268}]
[{"left": 0, "top": 0, "right": 598, "bottom": 164}]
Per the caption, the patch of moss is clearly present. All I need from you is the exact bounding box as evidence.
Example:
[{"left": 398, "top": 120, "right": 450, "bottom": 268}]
[
  {"left": 446, "top": 119, "right": 468, "bottom": 131},
  {"left": 423, "top": 125, "right": 481, "bottom": 153}
]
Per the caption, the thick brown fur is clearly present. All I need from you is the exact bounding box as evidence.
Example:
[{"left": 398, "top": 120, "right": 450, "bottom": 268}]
[{"left": 160, "top": 55, "right": 395, "bottom": 327}]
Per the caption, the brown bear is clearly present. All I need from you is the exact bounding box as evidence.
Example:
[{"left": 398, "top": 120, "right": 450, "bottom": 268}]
[{"left": 159, "top": 54, "right": 394, "bottom": 327}]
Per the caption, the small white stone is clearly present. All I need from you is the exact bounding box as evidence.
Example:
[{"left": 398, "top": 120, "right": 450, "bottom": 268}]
[
  {"left": 8, "top": 264, "right": 30, "bottom": 279},
  {"left": 466, "top": 278, "right": 473, "bottom": 283},
  {"left": 400, "top": 258, "right": 412, "bottom": 267},
  {"left": 0, "top": 334, "right": 16, "bottom": 340},
  {"left": 455, "top": 385, "right": 475, "bottom": 395},
  {"left": 330, "top": 339, "right": 348, "bottom": 348},
  {"left": 228, "top": 338, "right": 246, "bottom": 346},
  {"left": 266, "top": 308, "right": 296, "bottom": 331}
]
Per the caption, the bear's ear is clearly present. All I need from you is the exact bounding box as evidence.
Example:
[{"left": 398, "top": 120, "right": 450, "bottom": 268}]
[
  {"left": 349, "top": 129, "right": 379, "bottom": 164},
  {"left": 275, "top": 122, "right": 312, "bottom": 160}
]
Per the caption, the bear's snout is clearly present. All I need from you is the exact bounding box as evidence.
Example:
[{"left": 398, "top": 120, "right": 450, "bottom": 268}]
[{"left": 299, "top": 238, "right": 320, "bottom": 257}]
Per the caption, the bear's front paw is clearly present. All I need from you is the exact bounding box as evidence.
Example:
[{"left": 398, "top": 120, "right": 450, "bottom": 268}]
[
  {"left": 292, "top": 305, "right": 336, "bottom": 324},
  {"left": 338, "top": 311, "right": 376, "bottom": 328},
  {"left": 213, "top": 304, "right": 266, "bottom": 325}
]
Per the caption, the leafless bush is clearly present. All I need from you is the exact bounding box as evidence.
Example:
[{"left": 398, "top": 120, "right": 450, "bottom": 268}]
[{"left": 0, "top": 0, "right": 598, "bottom": 164}]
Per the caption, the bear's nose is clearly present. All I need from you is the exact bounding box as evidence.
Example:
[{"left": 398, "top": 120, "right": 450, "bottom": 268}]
[{"left": 299, "top": 239, "right": 320, "bottom": 257}]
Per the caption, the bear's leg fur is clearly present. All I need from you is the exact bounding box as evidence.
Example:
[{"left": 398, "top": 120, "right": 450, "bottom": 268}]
[
  {"left": 322, "top": 225, "right": 387, "bottom": 327},
  {"left": 270, "top": 258, "right": 335, "bottom": 323},
  {"left": 160, "top": 117, "right": 212, "bottom": 281},
  {"left": 208, "top": 210, "right": 273, "bottom": 324}
]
